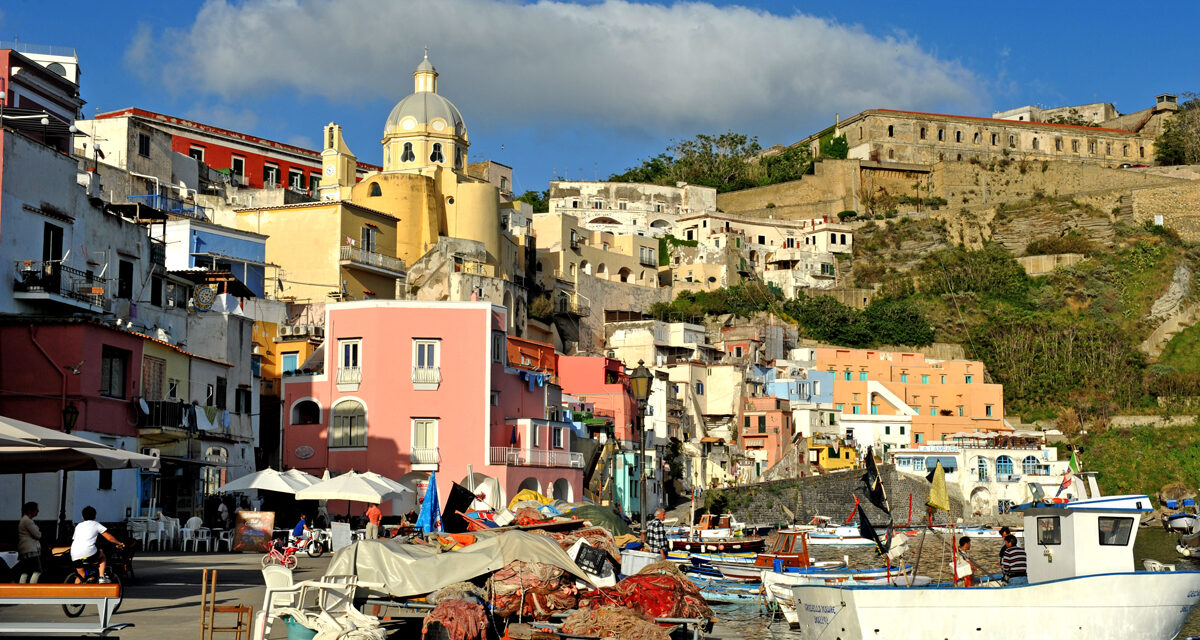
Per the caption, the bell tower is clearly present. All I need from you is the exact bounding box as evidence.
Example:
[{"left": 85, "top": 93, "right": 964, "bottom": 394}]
[{"left": 320, "top": 122, "right": 358, "bottom": 200}]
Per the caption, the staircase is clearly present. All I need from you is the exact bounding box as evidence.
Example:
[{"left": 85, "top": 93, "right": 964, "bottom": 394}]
[{"left": 584, "top": 439, "right": 618, "bottom": 504}]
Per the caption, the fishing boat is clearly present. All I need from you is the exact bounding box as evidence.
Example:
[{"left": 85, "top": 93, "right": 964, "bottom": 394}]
[
  {"left": 711, "top": 528, "right": 844, "bottom": 582},
  {"left": 1162, "top": 498, "right": 1200, "bottom": 533},
  {"left": 689, "top": 575, "right": 763, "bottom": 605},
  {"left": 762, "top": 560, "right": 915, "bottom": 626},
  {"left": 785, "top": 494, "right": 1200, "bottom": 640},
  {"left": 668, "top": 535, "right": 765, "bottom": 554}
]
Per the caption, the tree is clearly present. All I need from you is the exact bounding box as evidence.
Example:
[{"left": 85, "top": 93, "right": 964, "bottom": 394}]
[
  {"left": 821, "top": 134, "right": 849, "bottom": 159},
  {"left": 517, "top": 190, "right": 549, "bottom": 213},
  {"left": 1155, "top": 93, "right": 1200, "bottom": 166},
  {"left": 1046, "top": 108, "right": 1099, "bottom": 128},
  {"left": 758, "top": 145, "right": 812, "bottom": 185}
]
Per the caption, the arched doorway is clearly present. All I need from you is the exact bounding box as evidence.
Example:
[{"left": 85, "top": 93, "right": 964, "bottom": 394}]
[
  {"left": 596, "top": 264, "right": 608, "bottom": 280},
  {"left": 461, "top": 472, "right": 504, "bottom": 511},
  {"left": 617, "top": 267, "right": 632, "bottom": 282},
  {"left": 503, "top": 290, "right": 514, "bottom": 331},
  {"left": 969, "top": 487, "right": 992, "bottom": 517},
  {"left": 396, "top": 471, "right": 429, "bottom": 517},
  {"left": 518, "top": 477, "right": 541, "bottom": 495},
  {"left": 552, "top": 478, "right": 573, "bottom": 502},
  {"left": 580, "top": 260, "right": 591, "bottom": 275}
]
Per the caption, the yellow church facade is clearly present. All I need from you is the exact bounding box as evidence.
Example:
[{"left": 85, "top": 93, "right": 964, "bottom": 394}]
[{"left": 238, "top": 53, "right": 510, "bottom": 303}]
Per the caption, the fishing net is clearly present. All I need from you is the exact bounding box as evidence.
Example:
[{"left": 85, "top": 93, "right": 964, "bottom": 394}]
[
  {"left": 429, "top": 581, "right": 486, "bottom": 604},
  {"left": 422, "top": 598, "right": 487, "bottom": 640},
  {"left": 529, "top": 526, "right": 621, "bottom": 563},
  {"left": 486, "top": 560, "right": 578, "bottom": 619},
  {"left": 635, "top": 560, "right": 688, "bottom": 579},
  {"left": 578, "top": 573, "right": 713, "bottom": 620},
  {"left": 560, "top": 606, "right": 670, "bottom": 640}
]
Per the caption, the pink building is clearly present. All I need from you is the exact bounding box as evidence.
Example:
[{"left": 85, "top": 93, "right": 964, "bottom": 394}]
[
  {"left": 281, "top": 301, "right": 582, "bottom": 515},
  {"left": 556, "top": 356, "right": 636, "bottom": 442},
  {"left": 741, "top": 396, "right": 794, "bottom": 471},
  {"left": 815, "top": 348, "right": 1008, "bottom": 444}
]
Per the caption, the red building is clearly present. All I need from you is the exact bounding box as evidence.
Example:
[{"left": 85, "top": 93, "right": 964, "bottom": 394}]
[
  {"left": 556, "top": 355, "right": 637, "bottom": 442},
  {"left": 740, "top": 396, "right": 795, "bottom": 473},
  {"left": 90, "top": 108, "right": 380, "bottom": 191}
]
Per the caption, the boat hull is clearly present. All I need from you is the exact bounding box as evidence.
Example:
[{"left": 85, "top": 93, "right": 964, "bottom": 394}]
[
  {"left": 787, "top": 571, "right": 1200, "bottom": 639},
  {"left": 669, "top": 537, "right": 765, "bottom": 553}
]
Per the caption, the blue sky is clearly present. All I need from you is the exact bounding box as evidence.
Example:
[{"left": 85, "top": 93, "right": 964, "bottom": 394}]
[{"left": 3, "top": 1, "right": 1196, "bottom": 195}]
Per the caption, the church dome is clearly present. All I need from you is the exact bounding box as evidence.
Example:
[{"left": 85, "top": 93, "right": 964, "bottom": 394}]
[{"left": 384, "top": 92, "right": 465, "bottom": 136}]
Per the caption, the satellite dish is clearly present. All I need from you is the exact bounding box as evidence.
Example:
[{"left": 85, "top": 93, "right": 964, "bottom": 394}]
[{"left": 138, "top": 397, "right": 150, "bottom": 414}]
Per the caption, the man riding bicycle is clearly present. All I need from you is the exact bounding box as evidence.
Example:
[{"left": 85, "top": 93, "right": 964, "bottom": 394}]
[{"left": 70, "top": 506, "right": 124, "bottom": 582}]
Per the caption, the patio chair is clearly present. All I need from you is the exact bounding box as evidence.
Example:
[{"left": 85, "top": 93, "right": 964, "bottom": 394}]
[
  {"left": 160, "top": 516, "right": 180, "bottom": 550},
  {"left": 215, "top": 529, "right": 234, "bottom": 552},
  {"left": 188, "top": 528, "right": 212, "bottom": 553},
  {"left": 258, "top": 565, "right": 302, "bottom": 637}
]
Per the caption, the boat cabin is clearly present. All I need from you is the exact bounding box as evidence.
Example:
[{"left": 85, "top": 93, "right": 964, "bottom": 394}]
[
  {"left": 758, "top": 528, "right": 814, "bottom": 569},
  {"left": 696, "top": 514, "right": 732, "bottom": 530},
  {"left": 1019, "top": 495, "right": 1150, "bottom": 584}
]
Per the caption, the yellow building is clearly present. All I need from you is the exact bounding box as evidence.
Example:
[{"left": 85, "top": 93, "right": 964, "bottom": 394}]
[
  {"left": 807, "top": 435, "right": 859, "bottom": 471},
  {"left": 234, "top": 201, "right": 405, "bottom": 302},
  {"left": 320, "top": 53, "right": 507, "bottom": 276},
  {"left": 532, "top": 212, "right": 662, "bottom": 288}
]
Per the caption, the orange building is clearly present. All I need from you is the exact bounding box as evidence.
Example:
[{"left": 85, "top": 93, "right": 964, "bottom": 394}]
[
  {"left": 815, "top": 348, "right": 1007, "bottom": 445},
  {"left": 741, "top": 396, "right": 795, "bottom": 473}
]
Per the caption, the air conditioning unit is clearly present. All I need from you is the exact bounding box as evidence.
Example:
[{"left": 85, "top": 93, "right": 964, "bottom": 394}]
[
  {"left": 296, "top": 324, "right": 312, "bottom": 336},
  {"left": 312, "top": 326, "right": 325, "bottom": 338},
  {"left": 279, "top": 325, "right": 294, "bottom": 337}
]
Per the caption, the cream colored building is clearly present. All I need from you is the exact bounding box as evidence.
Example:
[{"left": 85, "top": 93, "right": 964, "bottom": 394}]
[
  {"left": 799, "top": 107, "right": 1162, "bottom": 167},
  {"left": 548, "top": 181, "right": 716, "bottom": 238},
  {"left": 532, "top": 212, "right": 661, "bottom": 288},
  {"left": 604, "top": 319, "right": 721, "bottom": 368}
]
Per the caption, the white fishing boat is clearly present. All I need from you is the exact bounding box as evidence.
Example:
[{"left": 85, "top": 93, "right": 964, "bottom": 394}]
[
  {"left": 786, "top": 494, "right": 1200, "bottom": 640},
  {"left": 763, "top": 560, "right": 916, "bottom": 626}
]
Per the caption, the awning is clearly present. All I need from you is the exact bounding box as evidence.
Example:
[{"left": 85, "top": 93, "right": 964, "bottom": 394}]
[{"left": 926, "top": 456, "right": 958, "bottom": 470}]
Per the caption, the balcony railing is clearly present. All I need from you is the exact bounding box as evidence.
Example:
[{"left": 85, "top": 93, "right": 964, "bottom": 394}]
[
  {"left": 489, "top": 447, "right": 584, "bottom": 468},
  {"left": 410, "top": 447, "right": 441, "bottom": 465},
  {"left": 412, "top": 366, "right": 441, "bottom": 385},
  {"left": 339, "top": 245, "right": 407, "bottom": 275},
  {"left": 639, "top": 257, "right": 657, "bottom": 267},
  {"left": 336, "top": 366, "right": 362, "bottom": 385},
  {"left": 13, "top": 260, "right": 111, "bottom": 311},
  {"left": 554, "top": 294, "right": 590, "bottom": 317},
  {"left": 136, "top": 400, "right": 189, "bottom": 430},
  {"left": 127, "top": 194, "right": 209, "bottom": 221}
]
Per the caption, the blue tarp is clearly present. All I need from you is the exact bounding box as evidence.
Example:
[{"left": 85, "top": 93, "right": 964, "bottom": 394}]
[{"left": 416, "top": 472, "right": 442, "bottom": 533}]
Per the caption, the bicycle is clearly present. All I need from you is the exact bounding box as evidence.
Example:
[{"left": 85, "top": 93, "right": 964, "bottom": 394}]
[
  {"left": 62, "top": 557, "right": 123, "bottom": 618},
  {"left": 261, "top": 539, "right": 300, "bottom": 570},
  {"left": 305, "top": 530, "right": 332, "bottom": 558}
]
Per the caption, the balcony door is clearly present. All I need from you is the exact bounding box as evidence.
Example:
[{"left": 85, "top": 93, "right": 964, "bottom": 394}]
[{"left": 42, "top": 222, "right": 63, "bottom": 263}]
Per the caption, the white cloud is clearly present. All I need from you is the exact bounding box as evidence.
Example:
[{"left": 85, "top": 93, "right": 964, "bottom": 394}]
[
  {"left": 185, "top": 103, "right": 260, "bottom": 132},
  {"left": 136, "top": 0, "right": 981, "bottom": 141},
  {"left": 286, "top": 134, "right": 316, "bottom": 150}
]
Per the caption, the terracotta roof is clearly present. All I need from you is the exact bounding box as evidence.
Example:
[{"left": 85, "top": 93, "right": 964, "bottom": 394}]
[{"left": 873, "top": 108, "right": 1138, "bottom": 135}]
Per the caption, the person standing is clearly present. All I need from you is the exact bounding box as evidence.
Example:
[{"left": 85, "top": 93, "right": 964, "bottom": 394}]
[
  {"left": 955, "top": 536, "right": 975, "bottom": 587},
  {"left": 16, "top": 502, "right": 42, "bottom": 583},
  {"left": 643, "top": 508, "right": 669, "bottom": 560},
  {"left": 365, "top": 503, "right": 382, "bottom": 540},
  {"left": 1000, "top": 534, "right": 1028, "bottom": 585}
]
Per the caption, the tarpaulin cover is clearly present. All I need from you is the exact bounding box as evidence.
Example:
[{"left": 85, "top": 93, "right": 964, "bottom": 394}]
[
  {"left": 564, "top": 504, "right": 633, "bottom": 537},
  {"left": 507, "top": 488, "right": 552, "bottom": 510},
  {"left": 324, "top": 532, "right": 593, "bottom": 599}
]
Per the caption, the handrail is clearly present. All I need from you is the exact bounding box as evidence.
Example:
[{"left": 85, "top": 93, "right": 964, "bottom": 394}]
[{"left": 340, "top": 245, "right": 407, "bottom": 274}]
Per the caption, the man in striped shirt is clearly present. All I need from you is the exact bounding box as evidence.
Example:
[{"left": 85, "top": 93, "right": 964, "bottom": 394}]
[{"left": 1000, "top": 534, "right": 1028, "bottom": 584}]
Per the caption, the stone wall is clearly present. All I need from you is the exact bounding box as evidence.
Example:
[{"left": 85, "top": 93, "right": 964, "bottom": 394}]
[
  {"left": 704, "top": 464, "right": 965, "bottom": 527},
  {"left": 573, "top": 275, "right": 673, "bottom": 353},
  {"left": 716, "top": 159, "right": 859, "bottom": 217},
  {"left": 933, "top": 159, "right": 1179, "bottom": 208},
  {"left": 1131, "top": 181, "right": 1200, "bottom": 242}
]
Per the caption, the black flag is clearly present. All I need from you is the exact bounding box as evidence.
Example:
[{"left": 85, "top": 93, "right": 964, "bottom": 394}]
[
  {"left": 856, "top": 504, "right": 888, "bottom": 557},
  {"left": 860, "top": 446, "right": 890, "bottom": 514}
]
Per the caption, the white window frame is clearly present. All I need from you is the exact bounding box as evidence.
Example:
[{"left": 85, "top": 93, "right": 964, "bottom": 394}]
[
  {"left": 530, "top": 422, "right": 540, "bottom": 447},
  {"left": 412, "top": 338, "right": 441, "bottom": 390},
  {"left": 263, "top": 163, "right": 280, "bottom": 186},
  {"left": 288, "top": 169, "right": 304, "bottom": 190},
  {"left": 492, "top": 331, "right": 505, "bottom": 364},
  {"left": 189, "top": 146, "right": 205, "bottom": 163},
  {"left": 231, "top": 156, "right": 245, "bottom": 179},
  {"left": 330, "top": 399, "right": 367, "bottom": 449},
  {"left": 553, "top": 427, "right": 564, "bottom": 449},
  {"left": 412, "top": 418, "right": 438, "bottom": 449},
  {"left": 337, "top": 338, "right": 362, "bottom": 390},
  {"left": 339, "top": 339, "right": 361, "bottom": 369}
]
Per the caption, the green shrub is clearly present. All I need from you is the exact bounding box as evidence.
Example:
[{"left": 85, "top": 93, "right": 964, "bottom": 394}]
[
  {"left": 837, "top": 210, "right": 857, "bottom": 222},
  {"left": 1025, "top": 232, "right": 1096, "bottom": 256}
]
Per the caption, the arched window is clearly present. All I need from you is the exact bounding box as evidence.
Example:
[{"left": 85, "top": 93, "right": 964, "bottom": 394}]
[
  {"left": 888, "top": 149, "right": 894, "bottom": 160},
  {"left": 401, "top": 142, "right": 415, "bottom": 162},
  {"left": 937, "top": 129, "right": 944, "bottom": 141},
  {"left": 456, "top": 147, "right": 464, "bottom": 168},
  {"left": 919, "top": 127, "right": 926, "bottom": 140},
  {"left": 955, "top": 130, "right": 962, "bottom": 142},
  {"left": 1032, "top": 137, "right": 1039, "bottom": 150},
  {"left": 996, "top": 455, "right": 1014, "bottom": 477},
  {"left": 973, "top": 132, "right": 980, "bottom": 144},
  {"left": 368, "top": 183, "right": 382, "bottom": 197},
  {"left": 975, "top": 456, "right": 989, "bottom": 481},
  {"left": 1022, "top": 455, "right": 1041, "bottom": 476},
  {"left": 291, "top": 399, "right": 320, "bottom": 425},
  {"left": 430, "top": 143, "right": 445, "bottom": 163},
  {"left": 331, "top": 400, "right": 366, "bottom": 448},
  {"left": 1009, "top": 135, "right": 1015, "bottom": 147},
  {"left": 1122, "top": 144, "right": 1129, "bottom": 157},
  {"left": 887, "top": 125, "right": 894, "bottom": 137}
]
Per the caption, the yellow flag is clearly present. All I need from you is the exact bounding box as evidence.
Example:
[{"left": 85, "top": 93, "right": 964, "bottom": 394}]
[{"left": 926, "top": 461, "right": 950, "bottom": 512}]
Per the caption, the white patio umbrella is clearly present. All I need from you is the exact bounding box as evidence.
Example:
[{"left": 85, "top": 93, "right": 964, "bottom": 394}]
[
  {"left": 0, "top": 414, "right": 126, "bottom": 449},
  {"left": 0, "top": 415, "right": 158, "bottom": 473},
  {"left": 360, "top": 471, "right": 410, "bottom": 496},
  {"left": 216, "top": 468, "right": 309, "bottom": 494},
  {"left": 294, "top": 471, "right": 411, "bottom": 503},
  {"left": 282, "top": 469, "right": 320, "bottom": 487}
]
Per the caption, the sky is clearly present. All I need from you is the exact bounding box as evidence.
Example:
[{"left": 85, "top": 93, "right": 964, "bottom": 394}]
[{"left": 3, "top": 1, "right": 1197, "bottom": 196}]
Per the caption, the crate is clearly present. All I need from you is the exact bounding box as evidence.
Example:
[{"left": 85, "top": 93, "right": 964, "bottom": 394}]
[{"left": 574, "top": 542, "right": 608, "bottom": 575}]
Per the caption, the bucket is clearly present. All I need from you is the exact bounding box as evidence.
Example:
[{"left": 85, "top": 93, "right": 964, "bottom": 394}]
[
  {"left": 1167, "top": 500, "right": 1180, "bottom": 509},
  {"left": 282, "top": 615, "right": 317, "bottom": 640}
]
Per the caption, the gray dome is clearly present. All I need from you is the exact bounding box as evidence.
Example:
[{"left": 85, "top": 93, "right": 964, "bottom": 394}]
[
  {"left": 384, "top": 91, "right": 465, "bottom": 135},
  {"left": 416, "top": 57, "right": 436, "bottom": 73}
]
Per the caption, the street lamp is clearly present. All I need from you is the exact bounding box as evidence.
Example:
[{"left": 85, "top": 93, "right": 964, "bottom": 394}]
[
  {"left": 628, "top": 360, "right": 653, "bottom": 534},
  {"left": 58, "top": 402, "right": 80, "bottom": 540}
]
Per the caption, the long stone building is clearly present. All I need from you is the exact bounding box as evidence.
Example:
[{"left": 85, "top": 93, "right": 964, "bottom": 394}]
[{"left": 798, "top": 96, "right": 1178, "bottom": 168}]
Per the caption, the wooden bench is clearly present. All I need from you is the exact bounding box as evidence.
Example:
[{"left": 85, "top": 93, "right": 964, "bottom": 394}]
[{"left": 0, "top": 583, "right": 133, "bottom": 637}]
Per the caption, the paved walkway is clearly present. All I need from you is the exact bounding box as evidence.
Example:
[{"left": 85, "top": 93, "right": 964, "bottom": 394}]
[{"left": 0, "top": 551, "right": 333, "bottom": 639}]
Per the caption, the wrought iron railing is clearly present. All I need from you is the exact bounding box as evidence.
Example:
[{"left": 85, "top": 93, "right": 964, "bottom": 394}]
[
  {"left": 340, "top": 245, "right": 407, "bottom": 274},
  {"left": 13, "top": 260, "right": 110, "bottom": 311},
  {"left": 127, "top": 194, "right": 209, "bottom": 221},
  {"left": 410, "top": 447, "right": 441, "bottom": 464},
  {"left": 336, "top": 367, "right": 362, "bottom": 385},
  {"left": 412, "top": 366, "right": 441, "bottom": 385}
]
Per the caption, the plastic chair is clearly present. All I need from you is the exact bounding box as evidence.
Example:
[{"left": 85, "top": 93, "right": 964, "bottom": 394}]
[
  {"left": 215, "top": 529, "right": 234, "bottom": 552},
  {"left": 188, "top": 528, "right": 212, "bottom": 552},
  {"left": 258, "top": 565, "right": 301, "bottom": 637}
]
